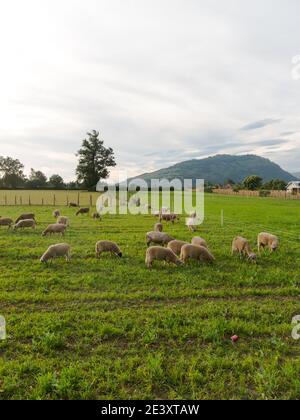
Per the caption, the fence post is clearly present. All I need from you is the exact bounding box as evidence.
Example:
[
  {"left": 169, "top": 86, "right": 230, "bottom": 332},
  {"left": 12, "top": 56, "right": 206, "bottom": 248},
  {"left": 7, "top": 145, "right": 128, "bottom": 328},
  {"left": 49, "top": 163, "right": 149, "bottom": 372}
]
[
  {"left": 90, "top": 194, "right": 92, "bottom": 207},
  {"left": 5, "top": 195, "right": 7, "bottom": 206},
  {"left": 15, "top": 196, "right": 17, "bottom": 206},
  {"left": 53, "top": 194, "right": 56, "bottom": 207},
  {"left": 67, "top": 195, "right": 69, "bottom": 207},
  {"left": 29, "top": 195, "right": 31, "bottom": 206},
  {"left": 77, "top": 192, "right": 80, "bottom": 207}
]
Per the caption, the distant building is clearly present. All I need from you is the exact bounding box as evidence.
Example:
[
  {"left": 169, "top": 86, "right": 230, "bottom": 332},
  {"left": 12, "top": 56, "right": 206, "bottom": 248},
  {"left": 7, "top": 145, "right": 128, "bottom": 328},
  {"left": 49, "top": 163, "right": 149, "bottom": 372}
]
[{"left": 286, "top": 181, "right": 300, "bottom": 194}]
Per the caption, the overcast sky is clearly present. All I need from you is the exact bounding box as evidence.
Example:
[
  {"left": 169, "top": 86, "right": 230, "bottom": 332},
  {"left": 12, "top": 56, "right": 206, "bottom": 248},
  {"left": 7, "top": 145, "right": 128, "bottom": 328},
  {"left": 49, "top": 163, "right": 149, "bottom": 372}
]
[{"left": 0, "top": 0, "right": 300, "bottom": 181}]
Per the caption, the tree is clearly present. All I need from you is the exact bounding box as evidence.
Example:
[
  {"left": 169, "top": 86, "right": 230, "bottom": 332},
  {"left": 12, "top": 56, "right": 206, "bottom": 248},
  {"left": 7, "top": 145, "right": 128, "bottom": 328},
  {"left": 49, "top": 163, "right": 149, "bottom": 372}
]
[
  {"left": 263, "top": 179, "right": 287, "bottom": 191},
  {"left": 243, "top": 175, "right": 263, "bottom": 191},
  {"left": 0, "top": 156, "right": 25, "bottom": 188},
  {"left": 27, "top": 169, "right": 48, "bottom": 189},
  {"left": 76, "top": 130, "right": 116, "bottom": 190},
  {"left": 49, "top": 174, "right": 65, "bottom": 189}
]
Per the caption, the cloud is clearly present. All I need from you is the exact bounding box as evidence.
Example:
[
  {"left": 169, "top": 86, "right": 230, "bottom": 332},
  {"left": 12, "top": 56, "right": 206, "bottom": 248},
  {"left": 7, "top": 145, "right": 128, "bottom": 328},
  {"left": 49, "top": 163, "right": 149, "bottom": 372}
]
[{"left": 241, "top": 119, "right": 282, "bottom": 131}]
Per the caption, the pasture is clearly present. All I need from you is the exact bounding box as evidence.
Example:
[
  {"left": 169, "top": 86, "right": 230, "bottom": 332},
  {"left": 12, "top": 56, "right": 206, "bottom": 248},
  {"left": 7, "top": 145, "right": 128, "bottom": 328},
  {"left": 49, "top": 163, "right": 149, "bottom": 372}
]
[{"left": 0, "top": 193, "right": 300, "bottom": 400}]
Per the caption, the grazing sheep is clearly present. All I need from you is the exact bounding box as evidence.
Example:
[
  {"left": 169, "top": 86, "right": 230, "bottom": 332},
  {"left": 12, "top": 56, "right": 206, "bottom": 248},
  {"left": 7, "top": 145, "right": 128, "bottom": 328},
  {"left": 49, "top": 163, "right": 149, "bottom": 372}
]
[
  {"left": 93, "top": 212, "right": 102, "bottom": 220},
  {"left": 191, "top": 237, "right": 208, "bottom": 248},
  {"left": 153, "top": 210, "right": 161, "bottom": 218},
  {"left": 42, "top": 224, "right": 67, "bottom": 237},
  {"left": 154, "top": 223, "right": 163, "bottom": 232},
  {"left": 76, "top": 207, "right": 90, "bottom": 216},
  {"left": 161, "top": 207, "right": 170, "bottom": 214},
  {"left": 180, "top": 244, "right": 215, "bottom": 264},
  {"left": 167, "top": 240, "right": 189, "bottom": 256},
  {"left": 186, "top": 217, "right": 197, "bottom": 232},
  {"left": 258, "top": 232, "right": 279, "bottom": 252},
  {"left": 40, "top": 243, "right": 71, "bottom": 263},
  {"left": 145, "top": 246, "right": 183, "bottom": 268},
  {"left": 95, "top": 241, "right": 122, "bottom": 258},
  {"left": 57, "top": 216, "right": 69, "bottom": 226},
  {"left": 189, "top": 211, "right": 197, "bottom": 218},
  {"left": 69, "top": 202, "right": 78, "bottom": 208},
  {"left": 146, "top": 231, "right": 174, "bottom": 247},
  {"left": 160, "top": 213, "right": 179, "bottom": 223},
  {"left": 232, "top": 236, "right": 257, "bottom": 262},
  {"left": 0, "top": 218, "right": 13, "bottom": 228},
  {"left": 14, "top": 219, "right": 36, "bottom": 230},
  {"left": 53, "top": 209, "right": 60, "bottom": 218},
  {"left": 15, "top": 213, "right": 35, "bottom": 224}
]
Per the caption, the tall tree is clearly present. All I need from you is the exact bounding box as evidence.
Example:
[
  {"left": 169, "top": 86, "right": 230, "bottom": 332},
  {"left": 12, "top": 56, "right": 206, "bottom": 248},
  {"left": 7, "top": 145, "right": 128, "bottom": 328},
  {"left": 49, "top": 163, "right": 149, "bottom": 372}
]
[
  {"left": 0, "top": 156, "right": 25, "bottom": 188},
  {"left": 76, "top": 130, "right": 116, "bottom": 190},
  {"left": 27, "top": 169, "right": 48, "bottom": 189},
  {"left": 243, "top": 175, "right": 263, "bottom": 191},
  {"left": 49, "top": 174, "right": 65, "bottom": 189}
]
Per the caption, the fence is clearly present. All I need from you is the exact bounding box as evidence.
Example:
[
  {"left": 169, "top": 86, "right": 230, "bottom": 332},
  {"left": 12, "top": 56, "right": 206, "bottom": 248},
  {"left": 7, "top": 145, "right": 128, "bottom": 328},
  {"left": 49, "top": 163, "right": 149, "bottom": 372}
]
[
  {"left": 0, "top": 190, "right": 102, "bottom": 206},
  {"left": 212, "top": 188, "right": 300, "bottom": 200}
]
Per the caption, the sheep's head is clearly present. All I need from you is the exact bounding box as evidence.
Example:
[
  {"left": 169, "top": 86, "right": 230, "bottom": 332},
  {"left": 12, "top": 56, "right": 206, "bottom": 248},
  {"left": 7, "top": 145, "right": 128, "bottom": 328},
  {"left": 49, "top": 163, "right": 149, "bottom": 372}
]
[
  {"left": 118, "top": 252, "right": 123, "bottom": 258},
  {"left": 271, "top": 241, "right": 279, "bottom": 251},
  {"left": 248, "top": 253, "right": 257, "bottom": 263}
]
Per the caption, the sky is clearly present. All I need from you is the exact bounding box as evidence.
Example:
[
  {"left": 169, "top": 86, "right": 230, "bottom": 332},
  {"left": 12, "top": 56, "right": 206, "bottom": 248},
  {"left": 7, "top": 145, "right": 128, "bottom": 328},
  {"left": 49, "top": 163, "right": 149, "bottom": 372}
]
[{"left": 0, "top": 0, "right": 300, "bottom": 182}]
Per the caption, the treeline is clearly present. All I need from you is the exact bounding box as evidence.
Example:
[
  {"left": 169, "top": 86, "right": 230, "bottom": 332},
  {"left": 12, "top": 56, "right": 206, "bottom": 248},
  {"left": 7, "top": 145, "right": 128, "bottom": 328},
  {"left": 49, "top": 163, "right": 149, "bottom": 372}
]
[
  {"left": 218, "top": 176, "right": 288, "bottom": 192},
  {"left": 0, "top": 157, "right": 79, "bottom": 190}
]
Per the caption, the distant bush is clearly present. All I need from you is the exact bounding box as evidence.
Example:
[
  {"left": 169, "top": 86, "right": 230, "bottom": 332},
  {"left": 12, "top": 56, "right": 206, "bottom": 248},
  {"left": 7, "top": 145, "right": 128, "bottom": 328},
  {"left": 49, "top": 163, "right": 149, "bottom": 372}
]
[{"left": 205, "top": 186, "right": 213, "bottom": 193}]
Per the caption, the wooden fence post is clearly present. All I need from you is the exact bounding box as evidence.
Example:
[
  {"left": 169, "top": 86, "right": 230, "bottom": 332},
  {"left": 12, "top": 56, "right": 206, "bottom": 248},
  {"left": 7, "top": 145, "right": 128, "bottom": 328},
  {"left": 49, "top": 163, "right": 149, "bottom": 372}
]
[
  {"left": 90, "top": 194, "right": 92, "bottom": 207},
  {"left": 29, "top": 196, "right": 31, "bottom": 206},
  {"left": 53, "top": 194, "right": 56, "bottom": 207},
  {"left": 77, "top": 192, "right": 80, "bottom": 206},
  {"left": 5, "top": 195, "right": 7, "bottom": 206}
]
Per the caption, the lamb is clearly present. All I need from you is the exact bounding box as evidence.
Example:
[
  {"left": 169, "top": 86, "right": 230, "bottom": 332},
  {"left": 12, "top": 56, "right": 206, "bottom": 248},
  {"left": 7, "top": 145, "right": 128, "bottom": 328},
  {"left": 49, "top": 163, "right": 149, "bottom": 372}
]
[
  {"left": 0, "top": 218, "right": 13, "bottom": 228},
  {"left": 186, "top": 217, "right": 197, "bottom": 232},
  {"left": 145, "top": 246, "right": 183, "bottom": 268},
  {"left": 146, "top": 231, "right": 174, "bottom": 247},
  {"left": 42, "top": 224, "right": 67, "bottom": 237},
  {"left": 160, "top": 213, "right": 179, "bottom": 223},
  {"left": 76, "top": 207, "right": 90, "bottom": 216},
  {"left": 258, "top": 232, "right": 279, "bottom": 252},
  {"left": 232, "top": 236, "right": 257, "bottom": 262},
  {"left": 69, "top": 202, "right": 78, "bottom": 208},
  {"left": 95, "top": 241, "right": 122, "bottom": 258},
  {"left": 57, "top": 216, "right": 69, "bottom": 226},
  {"left": 180, "top": 244, "right": 215, "bottom": 264},
  {"left": 154, "top": 223, "right": 163, "bottom": 232},
  {"left": 13, "top": 219, "right": 36, "bottom": 230},
  {"left": 167, "top": 240, "right": 189, "bottom": 256},
  {"left": 53, "top": 210, "right": 60, "bottom": 218},
  {"left": 40, "top": 243, "right": 71, "bottom": 263},
  {"left": 191, "top": 237, "right": 208, "bottom": 248},
  {"left": 15, "top": 213, "right": 36, "bottom": 224}
]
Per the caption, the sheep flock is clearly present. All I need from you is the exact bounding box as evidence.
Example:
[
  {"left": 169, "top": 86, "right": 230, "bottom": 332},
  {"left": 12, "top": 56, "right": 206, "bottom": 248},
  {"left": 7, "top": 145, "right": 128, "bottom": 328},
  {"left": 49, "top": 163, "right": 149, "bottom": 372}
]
[{"left": 0, "top": 207, "right": 280, "bottom": 267}]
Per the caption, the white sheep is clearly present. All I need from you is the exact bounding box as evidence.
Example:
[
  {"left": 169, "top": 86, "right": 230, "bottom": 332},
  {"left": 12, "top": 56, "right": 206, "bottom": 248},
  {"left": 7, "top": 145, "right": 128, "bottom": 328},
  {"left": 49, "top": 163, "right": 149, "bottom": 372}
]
[
  {"left": 191, "top": 237, "right": 208, "bottom": 248},
  {"left": 145, "top": 246, "right": 183, "bottom": 268},
  {"left": 167, "top": 240, "right": 189, "bottom": 256},
  {"left": 14, "top": 219, "right": 36, "bottom": 230},
  {"left": 40, "top": 243, "right": 71, "bottom": 263},
  {"left": 146, "top": 231, "right": 174, "bottom": 247},
  {"left": 95, "top": 241, "right": 122, "bottom": 258},
  {"left": 180, "top": 244, "right": 215, "bottom": 264},
  {"left": 258, "top": 232, "right": 279, "bottom": 252},
  {"left": 42, "top": 224, "right": 67, "bottom": 237},
  {"left": 232, "top": 236, "right": 257, "bottom": 262},
  {"left": 186, "top": 217, "right": 197, "bottom": 232}
]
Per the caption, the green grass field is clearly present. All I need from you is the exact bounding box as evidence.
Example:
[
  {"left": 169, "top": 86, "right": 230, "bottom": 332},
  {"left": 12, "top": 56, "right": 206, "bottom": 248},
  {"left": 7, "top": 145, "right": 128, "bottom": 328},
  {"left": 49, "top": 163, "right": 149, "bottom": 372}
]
[{"left": 0, "top": 193, "right": 300, "bottom": 400}]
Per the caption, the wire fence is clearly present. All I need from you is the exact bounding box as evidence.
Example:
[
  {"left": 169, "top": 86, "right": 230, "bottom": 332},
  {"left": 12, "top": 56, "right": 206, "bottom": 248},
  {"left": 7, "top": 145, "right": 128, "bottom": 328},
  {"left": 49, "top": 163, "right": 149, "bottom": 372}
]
[{"left": 213, "top": 189, "right": 300, "bottom": 200}]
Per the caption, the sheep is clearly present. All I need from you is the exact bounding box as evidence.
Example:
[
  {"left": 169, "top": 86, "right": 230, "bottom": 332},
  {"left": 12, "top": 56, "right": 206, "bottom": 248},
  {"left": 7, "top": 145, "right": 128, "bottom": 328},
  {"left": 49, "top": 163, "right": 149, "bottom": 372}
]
[
  {"left": 40, "top": 243, "right": 71, "bottom": 263},
  {"left": 57, "top": 216, "right": 69, "bottom": 226},
  {"left": 154, "top": 223, "right": 163, "bottom": 232},
  {"left": 189, "top": 211, "right": 197, "bottom": 218},
  {"left": 42, "top": 224, "right": 67, "bottom": 237},
  {"left": 69, "top": 202, "right": 78, "bottom": 208},
  {"left": 0, "top": 218, "right": 13, "bottom": 228},
  {"left": 76, "top": 207, "right": 90, "bottom": 216},
  {"left": 15, "top": 213, "right": 36, "bottom": 224},
  {"left": 180, "top": 244, "right": 215, "bottom": 264},
  {"left": 258, "top": 232, "right": 279, "bottom": 252},
  {"left": 232, "top": 236, "right": 257, "bottom": 262},
  {"left": 53, "top": 209, "right": 60, "bottom": 218},
  {"left": 186, "top": 217, "right": 197, "bottom": 232},
  {"left": 153, "top": 210, "right": 161, "bottom": 218},
  {"left": 95, "top": 241, "right": 122, "bottom": 258},
  {"left": 191, "top": 237, "right": 208, "bottom": 248},
  {"left": 167, "top": 240, "right": 189, "bottom": 256},
  {"left": 13, "top": 219, "right": 36, "bottom": 230},
  {"left": 93, "top": 212, "right": 102, "bottom": 220},
  {"left": 145, "top": 246, "right": 183, "bottom": 268},
  {"left": 146, "top": 231, "right": 174, "bottom": 247},
  {"left": 160, "top": 213, "right": 179, "bottom": 223}
]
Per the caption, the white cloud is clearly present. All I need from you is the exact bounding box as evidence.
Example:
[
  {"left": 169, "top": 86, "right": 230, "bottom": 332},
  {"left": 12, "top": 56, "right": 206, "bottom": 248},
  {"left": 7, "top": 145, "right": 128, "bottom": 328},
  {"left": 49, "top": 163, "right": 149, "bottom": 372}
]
[{"left": 0, "top": 0, "right": 300, "bottom": 181}]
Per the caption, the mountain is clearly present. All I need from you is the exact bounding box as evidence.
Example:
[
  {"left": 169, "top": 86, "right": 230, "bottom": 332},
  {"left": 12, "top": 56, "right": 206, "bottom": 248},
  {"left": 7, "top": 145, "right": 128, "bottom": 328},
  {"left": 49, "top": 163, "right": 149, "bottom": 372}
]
[
  {"left": 129, "top": 154, "right": 296, "bottom": 185},
  {"left": 292, "top": 172, "right": 300, "bottom": 179}
]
